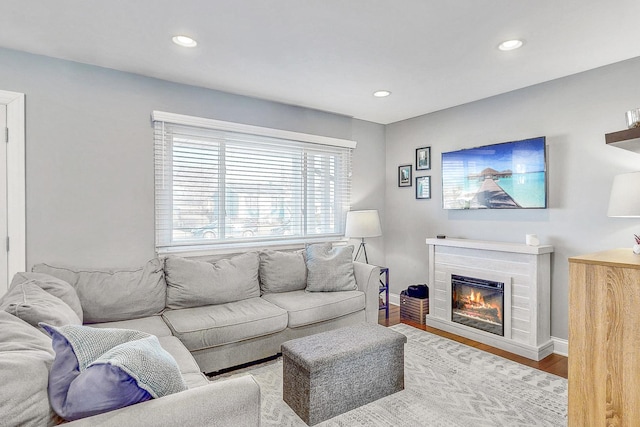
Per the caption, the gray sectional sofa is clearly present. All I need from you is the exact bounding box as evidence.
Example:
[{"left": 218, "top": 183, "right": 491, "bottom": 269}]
[{"left": 0, "top": 245, "right": 380, "bottom": 426}]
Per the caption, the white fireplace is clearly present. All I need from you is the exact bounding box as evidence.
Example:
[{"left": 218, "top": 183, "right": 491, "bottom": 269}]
[{"left": 425, "top": 238, "right": 553, "bottom": 361}]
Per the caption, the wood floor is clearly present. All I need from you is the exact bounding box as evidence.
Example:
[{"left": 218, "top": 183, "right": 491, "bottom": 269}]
[{"left": 380, "top": 304, "right": 568, "bottom": 379}]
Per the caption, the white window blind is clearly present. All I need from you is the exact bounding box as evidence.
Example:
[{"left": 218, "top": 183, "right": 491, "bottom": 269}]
[{"left": 153, "top": 112, "right": 355, "bottom": 253}]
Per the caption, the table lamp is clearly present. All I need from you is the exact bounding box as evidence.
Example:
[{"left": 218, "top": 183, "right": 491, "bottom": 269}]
[
  {"left": 608, "top": 172, "right": 640, "bottom": 217},
  {"left": 608, "top": 171, "right": 640, "bottom": 253}
]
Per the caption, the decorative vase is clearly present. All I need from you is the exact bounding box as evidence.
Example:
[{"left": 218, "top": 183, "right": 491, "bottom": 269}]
[
  {"left": 633, "top": 244, "right": 640, "bottom": 255},
  {"left": 626, "top": 108, "right": 640, "bottom": 129}
]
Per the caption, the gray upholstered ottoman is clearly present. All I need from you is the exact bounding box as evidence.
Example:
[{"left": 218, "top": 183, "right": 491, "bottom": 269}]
[{"left": 281, "top": 323, "right": 406, "bottom": 425}]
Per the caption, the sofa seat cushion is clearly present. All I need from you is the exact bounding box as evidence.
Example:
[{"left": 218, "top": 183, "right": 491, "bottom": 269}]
[
  {"left": 162, "top": 297, "right": 288, "bottom": 352},
  {"left": 157, "top": 336, "right": 208, "bottom": 388},
  {"left": 261, "top": 290, "right": 365, "bottom": 328},
  {"left": 89, "top": 315, "right": 173, "bottom": 338},
  {"left": 0, "top": 311, "right": 58, "bottom": 427}
]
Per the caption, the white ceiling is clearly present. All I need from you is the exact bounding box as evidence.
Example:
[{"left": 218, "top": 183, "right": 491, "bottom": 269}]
[{"left": 2, "top": 1, "right": 640, "bottom": 124}]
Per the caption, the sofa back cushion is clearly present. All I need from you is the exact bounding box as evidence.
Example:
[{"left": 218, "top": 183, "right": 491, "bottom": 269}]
[
  {"left": 164, "top": 253, "right": 260, "bottom": 309},
  {"left": 0, "top": 311, "right": 58, "bottom": 427},
  {"left": 10, "top": 272, "right": 84, "bottom": 322},
  {"left": 32, "top": 259, "right": 166, "bottom": 324},
  {"left": 0, "top": 282, "right": 81, "bottom": 331},
  {"left": 259, "top": 249, "right": 307, "bottom": 294}
]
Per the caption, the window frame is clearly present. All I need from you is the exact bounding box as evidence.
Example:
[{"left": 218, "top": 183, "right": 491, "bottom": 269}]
[{"left": 152, "top": 111, "right": 356, "bottom": 255}]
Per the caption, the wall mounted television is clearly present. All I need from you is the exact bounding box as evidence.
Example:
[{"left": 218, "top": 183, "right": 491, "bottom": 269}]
[{"left": 441, "top": 136, "right": 547, "bottom": 210}]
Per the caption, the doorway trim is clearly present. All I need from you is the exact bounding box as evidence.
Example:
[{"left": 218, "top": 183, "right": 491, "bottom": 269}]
[{"left": 0, "top": 90, "right": 26, "bottom": 287}]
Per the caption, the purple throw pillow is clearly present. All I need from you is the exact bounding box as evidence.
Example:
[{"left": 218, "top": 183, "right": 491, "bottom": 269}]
[{"left": 42, "top": 324, "right": 152, "bottom": 421}]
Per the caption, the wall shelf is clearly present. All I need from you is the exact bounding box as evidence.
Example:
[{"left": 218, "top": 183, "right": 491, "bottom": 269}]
[{"left": 605, "top": 127, "right": 640, "bottom": 153}]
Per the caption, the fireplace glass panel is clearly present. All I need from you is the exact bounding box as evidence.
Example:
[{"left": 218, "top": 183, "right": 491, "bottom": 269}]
[{"left": 451, "top": 274, "right": 504, "bottom": 336}]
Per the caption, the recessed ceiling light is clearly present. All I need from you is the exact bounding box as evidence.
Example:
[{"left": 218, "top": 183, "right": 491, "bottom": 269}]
[
  {"left": 172, "top": 35, "right": 198, "bottom": 48},
  {"left": 373, "top": 90, "right": 391, "bottom": 98},
  {"left": 498, "top": 39, "right": 524, "bottom": 51}
]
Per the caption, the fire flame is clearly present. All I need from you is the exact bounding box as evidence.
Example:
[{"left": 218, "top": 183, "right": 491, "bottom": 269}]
[
  {"left": 469, "top": 290, "right": 483, "bottom": 304},
  {"left": 460, "top": 289, "right": 502, "bottom": 322}
]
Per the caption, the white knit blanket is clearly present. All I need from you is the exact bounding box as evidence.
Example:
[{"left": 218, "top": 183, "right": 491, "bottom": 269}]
[{"left": 46, "top": 324, "right": 187, "bottom": 398}]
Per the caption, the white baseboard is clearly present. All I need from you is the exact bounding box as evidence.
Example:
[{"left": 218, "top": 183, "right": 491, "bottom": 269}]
[
  {"left": 389, "top": 292, "right": 400, "bottom": 306},
  {"left": 389, "top": 292, "right": 569, "bottom": 357},
  {"left": 551, "top": 337, "right": 568, "bottom": 357}
]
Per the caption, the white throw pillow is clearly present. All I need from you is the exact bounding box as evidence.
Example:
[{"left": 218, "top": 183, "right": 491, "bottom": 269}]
[{"left": 305, "top": 243, "right": 357, "bottom": 292}]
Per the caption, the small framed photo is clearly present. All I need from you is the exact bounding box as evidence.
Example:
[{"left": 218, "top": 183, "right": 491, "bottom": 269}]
[
  {"left": 416, "top": 146, "right": 431, "bottom": 171},
  {"left": 398, "top": 165, "right": 412, "bottom": 187},
  {"left": 416, "top": 176, "right": 431, "bottom": 199}
]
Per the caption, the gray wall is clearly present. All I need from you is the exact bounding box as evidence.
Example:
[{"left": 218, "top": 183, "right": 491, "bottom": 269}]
[
  {"left": 350, "top": 119, "right": 386, "bottom": 265},
  {"left": 7, "top": 44, "right": 640, "bottom": 341},
  {"left": 0, "top": 48, "right": 385, "bottom": 269},
  {"left": 384, "top": 56, "right": 640, "bottom": 340}
]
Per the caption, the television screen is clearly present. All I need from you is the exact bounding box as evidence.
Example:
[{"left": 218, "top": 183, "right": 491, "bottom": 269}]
[{"left": 441, "top": 136, "right": 547, "bottom": 209}]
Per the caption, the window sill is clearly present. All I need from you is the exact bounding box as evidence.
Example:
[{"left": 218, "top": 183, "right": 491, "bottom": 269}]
[{"left": 156, "top": 236, "right": 349, "bottom": 258}]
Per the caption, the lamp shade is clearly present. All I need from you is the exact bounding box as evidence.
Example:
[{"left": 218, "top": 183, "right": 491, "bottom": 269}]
[
  {"left": 608, "top": 172, "right": 640, "bottom": 217},
  {"left": 344, "top": 210, "right": 382, "bottom": 238}
]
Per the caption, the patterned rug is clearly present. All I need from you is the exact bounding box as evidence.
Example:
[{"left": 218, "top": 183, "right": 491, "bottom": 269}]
[{"left": 213, "top": 324, "right": 567, "bottom": 426}]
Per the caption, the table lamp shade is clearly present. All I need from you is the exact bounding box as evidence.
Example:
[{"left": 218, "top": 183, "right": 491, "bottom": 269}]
[
  {"left": 608, "top": 172, "right": 640, "bottom": 217},
  {"left": 345, "top": 210, "right": 382, "bottom": 238}
]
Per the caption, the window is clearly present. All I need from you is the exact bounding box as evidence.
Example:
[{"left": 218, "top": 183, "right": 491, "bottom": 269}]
[{"left": 153, "top": 111, "right": 355, "bottom": 253}]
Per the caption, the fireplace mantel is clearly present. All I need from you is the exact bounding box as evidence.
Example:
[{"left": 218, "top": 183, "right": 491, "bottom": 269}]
[
  {"left": 425, "top": 237, "right": 554, "bottom": 361},
  {"left": 425, "top": 237, "right": 553, "bottom": 255}
]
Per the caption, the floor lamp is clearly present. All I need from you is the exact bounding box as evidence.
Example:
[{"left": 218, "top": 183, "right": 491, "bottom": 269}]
[{"left": 345, "top": 210, "right": 382, "bottom": 264}]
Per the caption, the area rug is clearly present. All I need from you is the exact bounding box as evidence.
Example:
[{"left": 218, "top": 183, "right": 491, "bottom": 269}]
[{"left": 212, "top": 324, "right": 567, "bottom": 426}]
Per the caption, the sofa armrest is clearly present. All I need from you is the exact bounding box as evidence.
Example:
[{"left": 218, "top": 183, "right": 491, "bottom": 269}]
[
  {"left": 353, "top": 261, "right": 381, "bottom": 324},
  {"left": 65, "top": 375, "right": 260, "bottom": 427}
]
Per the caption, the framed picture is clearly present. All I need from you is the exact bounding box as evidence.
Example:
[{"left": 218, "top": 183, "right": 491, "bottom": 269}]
[
  {"left": 398, "top": 165, "right": 412, "bottom": 187},
  {"left": 416, "top": 176, "right": 431, "bottom": 199},
  {"left": 416, "top": 146, "right": 431, "bottom": 171}
]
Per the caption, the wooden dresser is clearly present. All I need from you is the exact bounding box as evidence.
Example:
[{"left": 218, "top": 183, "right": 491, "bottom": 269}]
[{"left": 568, "top": 249, "right": 640, "bottom": 426}]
